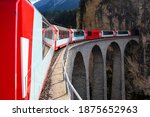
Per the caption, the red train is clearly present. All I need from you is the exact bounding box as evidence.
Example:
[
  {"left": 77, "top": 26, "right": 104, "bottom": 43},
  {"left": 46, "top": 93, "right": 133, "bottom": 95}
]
[{"left": 0, "top": 0, "right": 131, "bottom": 100}]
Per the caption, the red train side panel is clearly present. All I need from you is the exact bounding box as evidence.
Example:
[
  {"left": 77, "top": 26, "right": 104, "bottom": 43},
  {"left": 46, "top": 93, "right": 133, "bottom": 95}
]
[
  {"left": 85, "top": 30, "right": 101, "bottom": 40},
  {"left": 19, "top": 0, "right": 34, "bottom": 100},
  {"left": 0, "top": 1, "right": 17, "bottom": 100},
  {"left": 0, "top": 0, "right": 34, "bottom": 100}
]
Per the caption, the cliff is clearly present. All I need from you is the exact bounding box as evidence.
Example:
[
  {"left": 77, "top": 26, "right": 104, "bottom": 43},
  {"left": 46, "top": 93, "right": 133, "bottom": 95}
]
[{"left": 77, "top": 0, "right": 149, "bottom": 31}]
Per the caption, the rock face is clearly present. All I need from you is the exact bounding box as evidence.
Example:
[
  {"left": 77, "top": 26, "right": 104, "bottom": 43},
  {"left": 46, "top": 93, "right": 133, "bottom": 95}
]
[
  {"left": 77, "top": 0, "right": 100, "bottom": 30},
  {"left": 77, "top": 0, "right": 149, "bottom": 31},
  {"left": 77, "top": 0, "right": 150, "bottom": 99}
]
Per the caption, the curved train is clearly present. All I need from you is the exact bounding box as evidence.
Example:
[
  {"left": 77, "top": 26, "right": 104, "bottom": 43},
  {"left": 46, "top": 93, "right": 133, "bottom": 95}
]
[
  {"left": 0, "top": 0, "right": 131, "bottom": 100},
  {"left": 44, "top": 27, "right": 131, "bottom": 51}
]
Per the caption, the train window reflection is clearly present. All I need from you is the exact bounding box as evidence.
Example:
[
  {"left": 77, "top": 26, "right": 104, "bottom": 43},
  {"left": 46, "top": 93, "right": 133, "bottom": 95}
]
[
  {"left": 118, "top": 31, "right": 128, "bottom": 34},
  {"left": 103, "top": 31, "right": 113, "bottom": 35},
  {"left": 59, "top": 30, "right": 69, "bottom": 39},
  {"left": 42, "top": 18, "right": 52, "bottom": 59},
  {"left": 74, "top": 31, "right": 84, "bottom": 37}
]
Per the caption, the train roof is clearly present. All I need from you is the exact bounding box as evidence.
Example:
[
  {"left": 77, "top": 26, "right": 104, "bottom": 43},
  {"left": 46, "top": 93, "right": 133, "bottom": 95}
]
[
  {"left": 45, "top": 26, "right": 53, "bottom": 30},
  {"left": 71, "top": 29, "right": 84, "bottom": 31},
  {"left": 53, "top": 25, "right": 69, "bottom": 31}
]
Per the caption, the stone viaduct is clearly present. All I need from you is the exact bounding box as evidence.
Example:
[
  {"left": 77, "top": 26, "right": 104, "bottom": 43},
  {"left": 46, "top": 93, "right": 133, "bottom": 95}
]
[{"left": 62, "top": 37, "right": 139, "bottom": 100}]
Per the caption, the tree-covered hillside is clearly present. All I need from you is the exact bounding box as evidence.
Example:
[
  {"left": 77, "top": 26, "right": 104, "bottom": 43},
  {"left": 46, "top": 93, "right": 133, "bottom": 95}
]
[{"left": 42, "top": 10, "right": 77, "bottom": 28}]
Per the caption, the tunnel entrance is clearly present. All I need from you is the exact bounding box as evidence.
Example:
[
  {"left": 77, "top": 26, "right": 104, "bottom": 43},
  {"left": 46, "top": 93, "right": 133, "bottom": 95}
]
[
  {"left": 72, "top": 52, "right": 87, "bottom": 100},
  {"left": 89, "top": 46, "right": 104, "bottom": 100},
  {"left": 106, "top": 42, "right": 122, "bottom": 100}
]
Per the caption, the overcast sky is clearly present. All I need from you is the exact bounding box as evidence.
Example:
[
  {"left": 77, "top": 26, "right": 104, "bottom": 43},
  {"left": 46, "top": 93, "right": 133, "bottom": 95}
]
[{"left": 30, "top": 0, "right": 40, "bottom": 4}]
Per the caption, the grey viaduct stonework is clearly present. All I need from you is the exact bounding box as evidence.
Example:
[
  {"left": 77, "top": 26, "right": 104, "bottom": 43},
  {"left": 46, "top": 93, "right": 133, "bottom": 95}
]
[{"left": 64, "top": 37, "right": 139, "bottom": 100}]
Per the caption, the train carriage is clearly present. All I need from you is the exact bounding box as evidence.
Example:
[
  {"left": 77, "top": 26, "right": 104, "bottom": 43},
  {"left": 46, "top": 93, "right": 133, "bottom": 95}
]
[
  {"left": 101, "top": 30, "right": 115, "bottom": 37},
  {"left": 70, "top": 29, "right": 85, "bottom": 43},
  {"left": 85, "top": 30, "right": 101, "bottom": 40},
  {"left": 115, "top": 30, "right": 131, "bottom": 37},
  {"left": 52, "top": 25, "right": 70, "bottom": 50}
]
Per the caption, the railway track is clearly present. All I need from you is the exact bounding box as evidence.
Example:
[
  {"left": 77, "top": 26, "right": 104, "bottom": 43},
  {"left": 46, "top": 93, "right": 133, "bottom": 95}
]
[{"left": 39, "top": 48, "right": 64, "bottom": 100}]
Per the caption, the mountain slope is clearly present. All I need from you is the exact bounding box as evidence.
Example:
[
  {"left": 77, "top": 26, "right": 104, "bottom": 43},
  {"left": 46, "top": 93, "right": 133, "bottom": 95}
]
[{"left": 34, "top": 0, "right": 80, "bottom": 12}]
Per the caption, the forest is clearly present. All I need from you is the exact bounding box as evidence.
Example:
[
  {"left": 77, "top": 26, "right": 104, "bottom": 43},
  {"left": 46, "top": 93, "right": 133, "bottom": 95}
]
[{"left": 42, "top": 10, "right": 77, "bottom": 28}]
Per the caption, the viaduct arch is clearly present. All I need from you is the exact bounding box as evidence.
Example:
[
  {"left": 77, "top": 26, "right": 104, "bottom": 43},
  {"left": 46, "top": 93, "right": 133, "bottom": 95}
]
[{"left": 64, "top": 37, "right": 139, "bottom": 100}]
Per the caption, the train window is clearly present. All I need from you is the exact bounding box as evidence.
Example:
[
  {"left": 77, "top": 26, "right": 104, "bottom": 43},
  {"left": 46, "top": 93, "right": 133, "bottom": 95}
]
[
  {"left": 74, "top": 31, "right": 84, "bottom": 37},
  {"left": 45, "top": 29, "right": 53, "bottom": 39},
  {"left": 88, "top": 31, "right": 92, "bottom": 36},
  {"left": 42, "top": 43, "right": 50, "bottom": 59},
  {"left": 42, "top": 18, "right": 52, "bottom": 59},
  {"left": 118, "top": 31, "right": 128, "bottom": 34},
  {"left": 59, "top": 30, "right": 69, "bottom": 39},
  {"left": 103, "top": 31, "right": 113, "bottom": 35}
]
